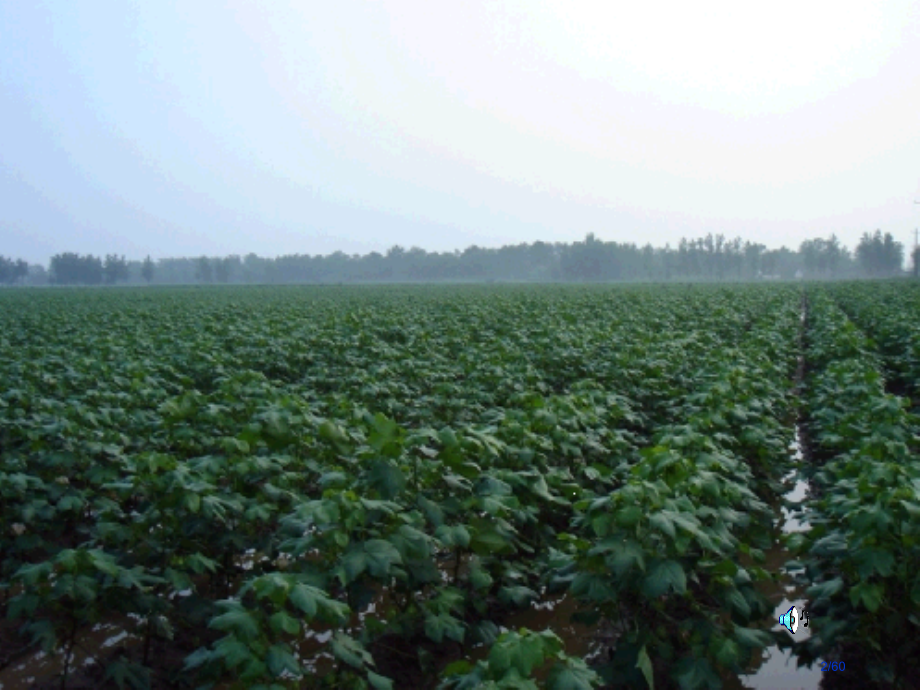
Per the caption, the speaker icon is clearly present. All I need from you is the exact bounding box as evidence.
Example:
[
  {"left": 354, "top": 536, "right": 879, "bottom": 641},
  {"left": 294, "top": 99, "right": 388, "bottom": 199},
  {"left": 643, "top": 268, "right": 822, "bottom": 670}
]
[{"left": 779, "top": 605, "right": 799, "bottom": 634}]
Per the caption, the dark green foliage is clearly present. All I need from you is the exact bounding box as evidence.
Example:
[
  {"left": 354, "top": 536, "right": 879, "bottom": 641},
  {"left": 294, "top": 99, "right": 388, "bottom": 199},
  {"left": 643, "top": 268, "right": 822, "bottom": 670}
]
[
  {"left": 788, "top": 288, "right": 920, "bottom": 687},
  {"left": 4, "top": 282, "right": 894, "bottom": 690}
]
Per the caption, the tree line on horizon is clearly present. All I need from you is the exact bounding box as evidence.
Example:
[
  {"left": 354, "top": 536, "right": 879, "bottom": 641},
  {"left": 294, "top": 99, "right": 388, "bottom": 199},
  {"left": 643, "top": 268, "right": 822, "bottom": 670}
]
[{"left": 1, "top": 230, "right": 914, "bottom": 286}]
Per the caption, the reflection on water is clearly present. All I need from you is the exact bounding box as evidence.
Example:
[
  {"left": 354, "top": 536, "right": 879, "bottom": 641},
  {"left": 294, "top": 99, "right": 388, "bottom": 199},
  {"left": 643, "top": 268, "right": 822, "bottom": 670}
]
[
  {"left": 781, "top": 470, "right": 811, "bottom": 535},
  {"left": 737, "top": 594, "right": 821, "bottom": 690},
  {"left": 0, "top": 619, "right": 142, "bottom": 690},
  {"left": 728, "top": 430, "right": 820, "bottom": 690}
]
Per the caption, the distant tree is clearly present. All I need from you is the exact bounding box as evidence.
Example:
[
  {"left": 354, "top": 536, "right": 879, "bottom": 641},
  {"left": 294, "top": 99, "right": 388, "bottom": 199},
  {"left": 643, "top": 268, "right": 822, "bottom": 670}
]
[
  {"left": 661, "top": 243, "right": 673, "bottom": 280},
  {"left": 141, "top": 255, "right": 155, "bottom": 283},
  {"left": 214, "top": 257, "right": 230, "bottom": 283},
  {"left": 461, "top": 245, "right": 487, "bottom": 279},
  {"left": 50, "top": 253, "right": 103, "bottom": 285},
  {"left": 26, "top": 264, "right": 48, "bottom": 286},
  {"left": 856, "top": 230, "right": 903, "bottom": 276},
  {"left": 242, "top": 253, "right": 267, "bottom": 283},
  {"left": 560, "top": 233, "right": 605, "bottom": 281},
  {"left": 825, "top": 234, "right": 843, "bottom": 276},
  {"left": 86, "top": 255, "right": 103, "bottom": 284},
  {"left": 641, "top": 243, "right": 655, "bottom": 279},
  {"left": 14, "top": 259, "right": 28, "bottom": 284},
  {"left": 913, "top": 246, "right": 920, "bottom": 278},
  {"left": 882, "top": 232, "right": 903, "bottom": 273},
  {"left": 760, "top": 246, "right": 799, "bottom": 279},
  {"left": 225, "top": 255, "right": 241, "bottom": 282},
  {"left": 0, "top": 256, "right": 15, "bottom": 285},
  {"left": 195, "top": 256, "right": 213, "bottom": 283},
  {"left": 104, "top": 254, "right": 129, "bottom": 284}
]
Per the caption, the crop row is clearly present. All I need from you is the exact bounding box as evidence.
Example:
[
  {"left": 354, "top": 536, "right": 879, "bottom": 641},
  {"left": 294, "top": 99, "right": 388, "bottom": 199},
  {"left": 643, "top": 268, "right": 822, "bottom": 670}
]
[
  {"left": 826, "top": 281, "right": 920, "bottom": 403},
  {"left": 0, "top": 285, "right": 801, "bottom": 689},
  {"left": 547, "top": 291, "right": 800, "bottom": 689},
  {"left": 792, "top": 290, "right": 920, "bottom": 687}
]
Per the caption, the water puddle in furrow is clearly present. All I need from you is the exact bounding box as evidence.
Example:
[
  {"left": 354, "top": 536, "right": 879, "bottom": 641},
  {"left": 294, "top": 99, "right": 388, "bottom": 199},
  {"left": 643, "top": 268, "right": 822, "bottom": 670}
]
[
  {"left": 726, "top": 427, "right": 821, "bottom": 690},
  {"left": 0, "top": 550, "right": 266, "bottom": 690},
  {"left": 0, "top": 617, "right": 143, "bottom": 690}
]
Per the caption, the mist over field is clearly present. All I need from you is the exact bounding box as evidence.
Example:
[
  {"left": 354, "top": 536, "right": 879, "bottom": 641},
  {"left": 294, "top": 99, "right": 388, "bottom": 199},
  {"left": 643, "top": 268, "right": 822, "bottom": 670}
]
[{"left": 2, "top": 1, "right": 920, "bottom": 270}]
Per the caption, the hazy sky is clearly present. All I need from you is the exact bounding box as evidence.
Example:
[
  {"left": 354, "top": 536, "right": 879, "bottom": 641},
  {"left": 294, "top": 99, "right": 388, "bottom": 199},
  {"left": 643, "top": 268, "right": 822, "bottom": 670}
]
[{"left": 3, "top": 0, "right": 920, "bottom": 264}]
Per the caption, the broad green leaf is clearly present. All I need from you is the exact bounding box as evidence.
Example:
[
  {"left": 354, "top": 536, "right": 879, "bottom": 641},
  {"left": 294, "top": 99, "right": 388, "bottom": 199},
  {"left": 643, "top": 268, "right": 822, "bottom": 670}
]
[
  {"left": 364, "top": 539, "right": 403, "bottom": 578},
  {"left": 331, "top": 633, "right": 373, "bottom": 670},
  {"left": 209, "top": 602, "right": 260, "bottom": 641},
  {"left": 636, "top": 645, "right": 654, "bottom": 690},
  {"left": 269, "top": 611, "right": 300, "bottom": 636},
  {"left": 367, "top": 671, "right": 395, "bottom": 690},
  {"left": 643, "top": 560, "right": 686, "bottom": 598},
  {"left": 546, "top": 659, "right": 601, "bottom": 690},
  {"left": 266, "top": 645, "right": 301, "bottom": 678}
]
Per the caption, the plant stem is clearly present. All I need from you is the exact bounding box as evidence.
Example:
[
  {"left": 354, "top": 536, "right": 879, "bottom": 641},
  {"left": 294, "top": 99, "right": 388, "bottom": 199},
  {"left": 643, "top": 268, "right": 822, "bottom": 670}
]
[
  {"left": 61, "top": 613, "right": 78, "bottom": 690},
  {"left": 143, "top": 614, "right": 153, "bottom": 666},
  {"left": 453, "top": 548, "right": 462, "bottom": 585}
]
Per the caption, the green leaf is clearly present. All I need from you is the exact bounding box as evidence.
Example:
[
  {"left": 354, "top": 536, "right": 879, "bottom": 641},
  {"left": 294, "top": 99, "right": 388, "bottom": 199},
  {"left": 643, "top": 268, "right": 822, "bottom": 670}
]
[
  {"left": 184, "top": 492, "right": 201, "bottom": 514},
  {"left": 365, "top": 459, "right": 406, "bottom": 500},
  {"left": 857, "top": 548, "right": 895, "bottom": 578},
  {"left": 806, "top": 577, "right": 843, "bottom": 601},
  {"left": 615, "top": 505, "right": 643, "bottom": 528},
  {"left": 214, "top": 636, "right": 253, "bottom": 668},
  {"left": 25, "top": 620, "right": 56, "bottom": 653},
  {"left": 642, "top": 559, "right": 686, "bottom": 598},
  {"left": 165, "top": 567, "right": 193, "bottom": 592},
  {"left": 488, "top": 631, "right": 551, "bottom": 677},
  {"left": 266, "top": 645, "right": 301, "bottom": 678},
  {"left": 733, "top": 626, "right": 772, "bottom": 649},
  {"left": 470, "top": 564, "right": 493, "bottom": 590},
  {"left": 367, "top": 671, "right": 395, "bottom": 690},
  {"left": 245, "top": 502, "right": 272, "bottom": 522},
  {"left": 186, "top": 552, "right": 219, "bottom": 574},
  {"left": 546, "top": 659, "right": 601, "bottom": 690},
  {"left": 269, "top": 611, "right": 300, "bottom": 635},
  {"left": 724, "top": 588, "right": 751, "bottom": 618},
  {"left": 711, "top": 636, "right": 740, "bottom": 669},
  {"left": 289, "top": 583, "right": 318, "bottom": 616},
  {"left": 425, "top": 612, "right": 466, "bottom": 643},
  {"left": 470, "top": 520, "right": 512, "bottom": 555},
  {"left": 436, "top": 524, "right": 471, "bottom": 548},
  {"left": 636, "top": 645, "right": 655, "bottom": 690},
  {"left": 711, "top": 559, "right": 738, "bottom": 578},
  {"left": 57, "top": 495, "right": 84, "bottom": 512},
  {"left": 319, "top": 420, "right": 348, "bottom": 445},
  {"left": 341, "top": 548, "right": 368, "bottom": 582},
  {"left": 849, "top": 582, "right": 884, "bottom": 613},
  {"left": 364, "top": 539, "right": 403, "bottom": 578},
  {"left": 209, "top": 602, "right": 260, "bottom": 641},
  {"left": 498, "top": 585, "right": 537, "bottom": 607},
  {"left": 418, "top": 495, "right": 445, "bottom": 526},
  {"left": 673, "top": 657, "right": 720, "bottom": 690},
  {"left": 331, "top": 633, "right": 373, "bottom": 670},
  {"left": 289, "top": 583, "right": 348, "bottom": 623},
  {"left": 15, "top": 561, "right": 52, "bottom": 586},
  {"left": 442, "top": 660, "right": 474, "bottom": 676},
  {"left": 104, "top": 657, "right": 152, "bottom": 690},
  {"left": 184, "top": 647, "right": 216, "bottom": 670},
  {"left": 319, "top": 471, "right": 347, "bottom": 488},
  {"left": 608, "top": 540, "right": 646, "bottom": 577},
  {"left": 649, "top": 512, "right": 676, "bottom": 539}
]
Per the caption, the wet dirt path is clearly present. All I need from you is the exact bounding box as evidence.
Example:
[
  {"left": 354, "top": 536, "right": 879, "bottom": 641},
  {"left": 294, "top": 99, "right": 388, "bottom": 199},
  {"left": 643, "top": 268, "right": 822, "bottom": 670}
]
[{"left": 728, "top": 429, "right": 821, "bottom": 689}]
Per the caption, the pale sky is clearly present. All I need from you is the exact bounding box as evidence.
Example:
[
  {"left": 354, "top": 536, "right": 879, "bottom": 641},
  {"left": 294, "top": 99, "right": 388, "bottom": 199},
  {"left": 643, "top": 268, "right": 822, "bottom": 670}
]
[{"left": 3, "top": 0, "right": 920, "bottom": 265}]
